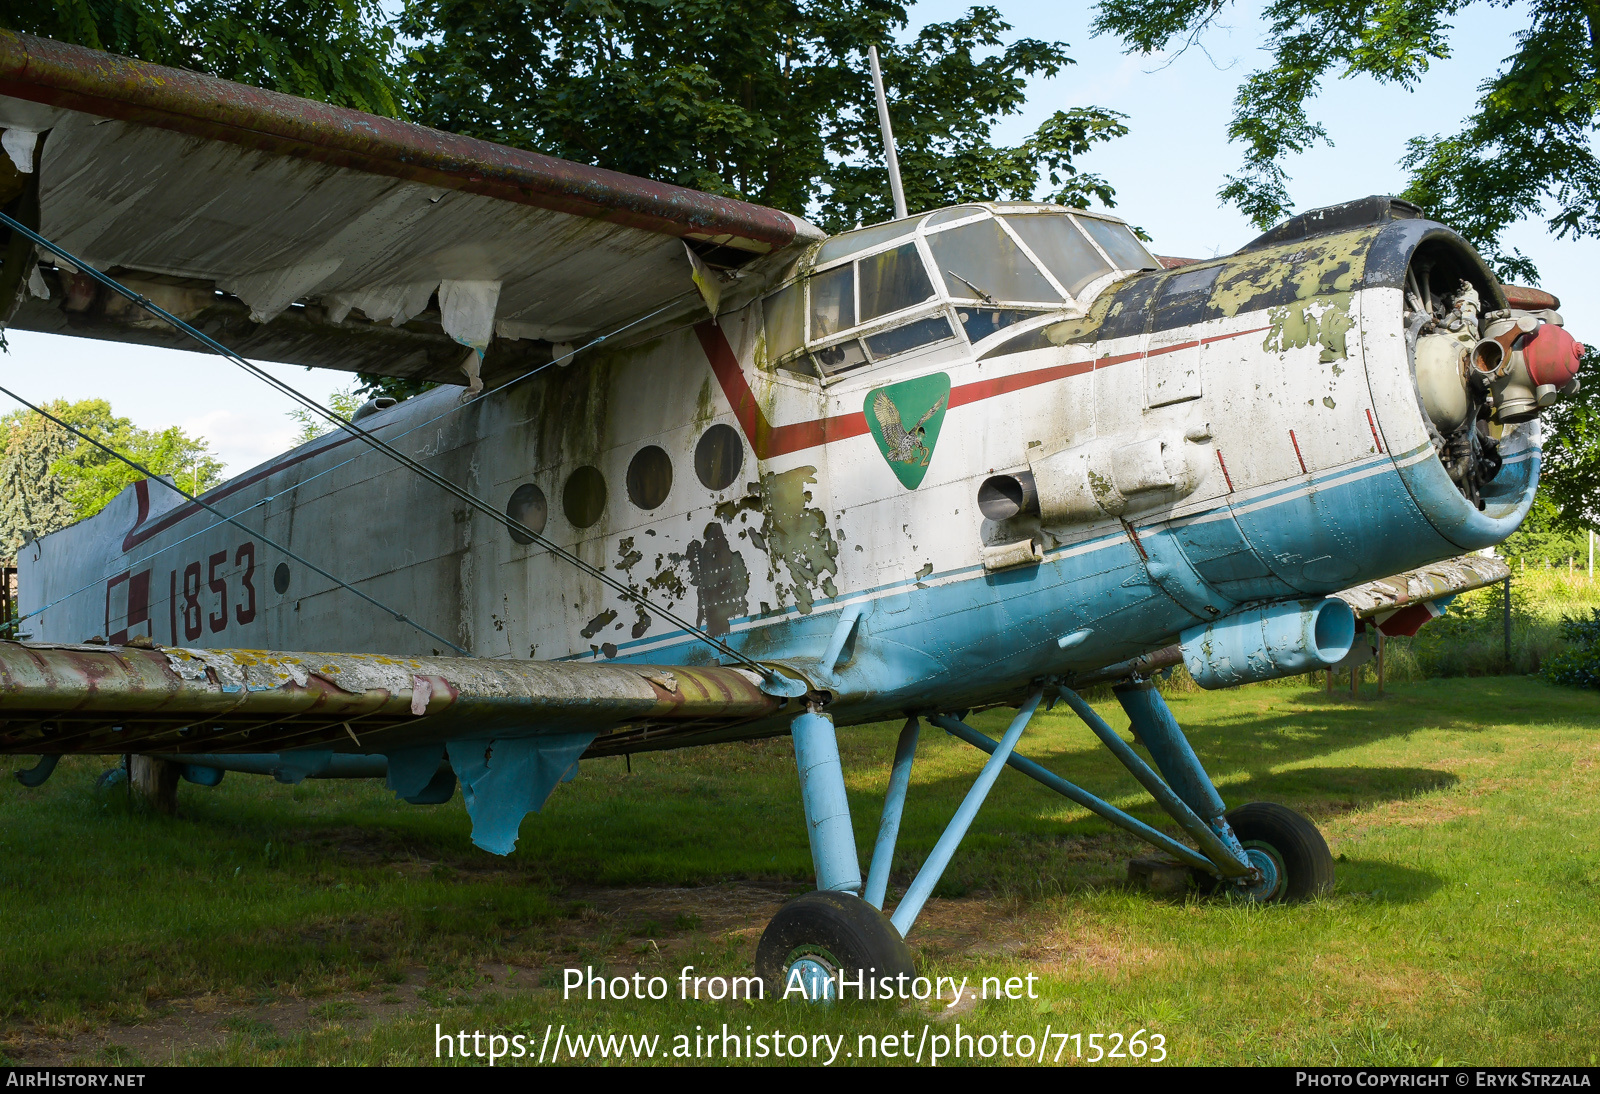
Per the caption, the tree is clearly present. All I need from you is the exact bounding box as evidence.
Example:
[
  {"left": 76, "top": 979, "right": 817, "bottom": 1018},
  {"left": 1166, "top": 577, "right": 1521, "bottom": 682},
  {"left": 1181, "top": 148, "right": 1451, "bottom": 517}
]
[
  {"left": 0, "top": 0, "right": 404, "bottom": 116},
  {"left": 1536, "top": 340, "right": 1600, "bottom": 533},
  {"left": 0, "top": 399, "right": 223, "bottom": 561},
  {"left": 288, "top": 386, "right": 363, "bottom": 445},
  {"left": 399, "top": 1, "right": 1130, "bottom": 232},
  {"left": 1091, "top": 0, "right": 1600, "bottom": 284}
]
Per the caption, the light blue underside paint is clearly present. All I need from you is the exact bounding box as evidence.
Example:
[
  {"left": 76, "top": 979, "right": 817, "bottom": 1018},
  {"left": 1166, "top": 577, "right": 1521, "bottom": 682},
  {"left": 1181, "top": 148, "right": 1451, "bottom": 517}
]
[
  {"left": 792, "top": 711, "right": 863, "bottom": 894},
  {"left": 451, "top": 445, "right": 1537, "bottom": 857},
  {"left": 933, "top": 713, "right": 1216, "bottom": 874},
  {"left": 890, "top": 692, "right": 1042, "bottom": 935},
  {"left": 1178, "top": 598, "right": 1355, "bottom": 689},
  {"left": 1114, "top": 684, "right": 1227, "bottom": 821},
  {"left": 386, "top": 745, "right": 447, "bottom": 798},
  {"left": 601, "top": 452, "right": 1532, "bottom": 725},
  {"left": 446, "top": 733, "right": 597, "bottom": 855},
  {"left": 864, "top": 717, "right": 919, "bottom": 909}
]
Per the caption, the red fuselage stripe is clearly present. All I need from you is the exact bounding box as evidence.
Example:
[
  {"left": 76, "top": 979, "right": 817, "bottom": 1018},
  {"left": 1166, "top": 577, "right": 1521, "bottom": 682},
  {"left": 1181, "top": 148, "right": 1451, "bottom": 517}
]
[{"left": 695, "top": 320, "right": 1268, "bottom": 459}]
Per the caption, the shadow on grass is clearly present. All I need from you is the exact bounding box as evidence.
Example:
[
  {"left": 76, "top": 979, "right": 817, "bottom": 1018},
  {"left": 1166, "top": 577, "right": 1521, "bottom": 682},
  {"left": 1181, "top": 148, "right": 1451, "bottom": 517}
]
[{"left": 1334, "top": 858, "right": 1445, "bottom": 904}]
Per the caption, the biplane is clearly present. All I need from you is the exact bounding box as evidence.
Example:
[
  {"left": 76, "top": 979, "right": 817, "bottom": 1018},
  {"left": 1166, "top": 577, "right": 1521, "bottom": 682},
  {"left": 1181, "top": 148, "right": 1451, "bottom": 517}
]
[{"left": 0, "top": 30, "right": 1581, "bottom": 996}]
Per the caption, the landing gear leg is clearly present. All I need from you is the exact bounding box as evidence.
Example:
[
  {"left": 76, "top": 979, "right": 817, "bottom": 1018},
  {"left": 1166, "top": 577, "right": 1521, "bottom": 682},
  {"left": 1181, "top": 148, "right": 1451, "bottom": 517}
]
[
  {"left": 756, "top": 707, "right": 913, "bottom": 999},
  {"left": 1111, "top": 681, "right": 1332, "bottom": 902}
]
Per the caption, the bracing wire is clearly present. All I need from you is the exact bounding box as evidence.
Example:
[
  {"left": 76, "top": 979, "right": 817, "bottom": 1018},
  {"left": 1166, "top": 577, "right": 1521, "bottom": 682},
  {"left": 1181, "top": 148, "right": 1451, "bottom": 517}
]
[
  {"left": 1, "top": 211, "right": 779, "bottom": 682},
  {"left": 0, "top": 386, "right": 469, "bottom": 654},
  {"left": 3, "top": 297, "right": 686, "bottom": 636}
]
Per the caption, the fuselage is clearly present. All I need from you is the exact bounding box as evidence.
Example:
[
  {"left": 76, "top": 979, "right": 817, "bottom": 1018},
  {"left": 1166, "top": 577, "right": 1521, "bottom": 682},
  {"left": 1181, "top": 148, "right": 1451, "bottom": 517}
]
[{"left": 21, "top": 203, "right": 1540, "bottom": 733}]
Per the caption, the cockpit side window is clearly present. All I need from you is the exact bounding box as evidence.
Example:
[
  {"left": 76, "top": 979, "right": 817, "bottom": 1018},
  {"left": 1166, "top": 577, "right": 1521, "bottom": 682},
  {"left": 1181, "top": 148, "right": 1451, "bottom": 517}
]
[
  {"left": 858, "top": 242, "right": 935, "bottom": 322},
  {"left": 1003, "top": 214, "right": 1112, "bottom": 296},
  {"left": 809, "top": 263, "right": 855, "bottom": 338},
  {"left": 763, "top": 281, "right": 806, "bottom": 362},
  {"left": 1077, "top": 216, "right": 1158, "bottom": 273},
  {"left": 926, "top": 218, "right": 1061, "bottom": 304}
]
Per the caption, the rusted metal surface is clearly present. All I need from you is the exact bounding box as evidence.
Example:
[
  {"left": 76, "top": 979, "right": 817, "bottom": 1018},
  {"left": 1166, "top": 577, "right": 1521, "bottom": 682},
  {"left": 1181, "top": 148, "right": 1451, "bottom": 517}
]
[
  {"left": 0, "top": 641, "right": 786, "bottom": 758},
  {"left": 0, "top": 31, "right": 798, "bottom": 249},
  {"left": 1502, "top": 284, "right": 1560, "bottom": 311},
  {"left": 1332, "top": 554, "right": 1511, "bottom": 619}
]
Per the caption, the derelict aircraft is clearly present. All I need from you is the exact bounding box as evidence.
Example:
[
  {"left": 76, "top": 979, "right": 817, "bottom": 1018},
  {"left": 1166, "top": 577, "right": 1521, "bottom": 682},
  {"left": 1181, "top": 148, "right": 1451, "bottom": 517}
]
[{"left": 0, "top": 30, "right": 1583, "bottom": 994}]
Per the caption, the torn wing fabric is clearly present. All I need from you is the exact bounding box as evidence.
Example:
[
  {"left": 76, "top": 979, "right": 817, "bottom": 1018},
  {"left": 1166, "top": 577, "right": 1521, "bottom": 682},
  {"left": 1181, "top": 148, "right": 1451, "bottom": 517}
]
[
  {"left": 0, "top": 32, "right": 822, "bottom": 386},
  {"left": 1, "top": 127, "right": 36, "bottom": 172},
  {"left": 438, "top": 279, "right": 501, "bottom": 355},
  {"left": 446, "top": 733, "right": 598, "bottom": 855}
]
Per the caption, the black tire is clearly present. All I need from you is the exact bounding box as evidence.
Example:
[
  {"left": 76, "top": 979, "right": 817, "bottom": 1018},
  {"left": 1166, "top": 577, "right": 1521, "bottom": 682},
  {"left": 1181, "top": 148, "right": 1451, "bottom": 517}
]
[
  {"left": 755, "top": 890, "right": 915, "bottom": 999},
  {"left": 1225, "top": 801, "right": 1334, "bottom": 903}
]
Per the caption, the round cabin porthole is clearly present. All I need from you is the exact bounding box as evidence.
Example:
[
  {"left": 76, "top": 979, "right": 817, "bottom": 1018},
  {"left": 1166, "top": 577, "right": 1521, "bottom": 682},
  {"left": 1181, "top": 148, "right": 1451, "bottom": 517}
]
[
  {"left": 505, "top": 483, "right": 548, "bottom": 544},
  {"left": 562, "top": 465, "right": 607, "bottom": 528},
  {"left": 273, "top": 563, "right": 290, "bottom": 594},
  {"left": 695, "top": 423, "right": 744, "bottom": 491},
  {"left": 626, "top": 445, "right": 673, "bottom": 510}
]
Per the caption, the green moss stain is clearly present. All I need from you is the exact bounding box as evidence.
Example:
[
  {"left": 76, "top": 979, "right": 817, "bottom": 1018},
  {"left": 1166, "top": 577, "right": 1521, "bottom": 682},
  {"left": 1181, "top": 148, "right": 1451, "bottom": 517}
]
[
  {"left": 719, "top": 466, "right": 839, "bottom": 615},
  {"left": 1213, "top": 232, "right": 1370, "bottom": 319},
  {"left": 694, "top": 377, "right": 716, "bottom": 431},
  {"left": 1263, "top": 292, "right": 1355, "bottom": 363}
]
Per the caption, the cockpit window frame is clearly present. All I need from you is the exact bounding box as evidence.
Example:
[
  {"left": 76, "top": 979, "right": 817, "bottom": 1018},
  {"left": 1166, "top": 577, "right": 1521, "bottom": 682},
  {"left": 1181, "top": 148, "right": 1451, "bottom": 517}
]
[{"left": 762, "top": 202, "right": 1151, "bottom": 385}]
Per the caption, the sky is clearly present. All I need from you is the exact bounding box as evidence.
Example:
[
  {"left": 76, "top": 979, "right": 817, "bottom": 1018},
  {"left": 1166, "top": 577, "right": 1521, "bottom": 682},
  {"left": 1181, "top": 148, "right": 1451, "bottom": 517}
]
[{"left": 4, "top": 0, "right": 1592, "bottom": 476}]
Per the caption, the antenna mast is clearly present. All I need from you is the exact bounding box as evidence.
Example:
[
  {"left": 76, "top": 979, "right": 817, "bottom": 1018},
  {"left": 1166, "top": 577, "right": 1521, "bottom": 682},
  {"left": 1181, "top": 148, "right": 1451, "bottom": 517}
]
[{"left": 868, "top": 45, "right": 908, "bottom": 220}]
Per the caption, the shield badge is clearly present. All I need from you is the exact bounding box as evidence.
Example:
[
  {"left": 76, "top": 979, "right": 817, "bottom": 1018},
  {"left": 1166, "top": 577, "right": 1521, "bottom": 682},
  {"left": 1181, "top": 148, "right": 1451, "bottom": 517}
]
[{"left": 864, "top": 372, "right": 951, "bottom": 490}]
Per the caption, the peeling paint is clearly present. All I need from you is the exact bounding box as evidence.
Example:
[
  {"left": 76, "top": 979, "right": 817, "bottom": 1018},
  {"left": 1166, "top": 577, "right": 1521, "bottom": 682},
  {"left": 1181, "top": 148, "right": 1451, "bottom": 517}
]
[
  {"left": 614, "top": 535, "right": 643, "bottom": 573},
  {"left": 733, "top": 466, "right": 840, "bottom": 615},
  {"left": 1262, "top": 292, "right": 1354, "bottom": 363},
  {"left": 1212, "top": 235, "right": 1366, "bottom": 319},
  {"left": 685, "top": 523, "right": 750, "bottom": 636},
  {"left": 630, "top": 604, "right": 652, "bottom": 639},
  {"left": 580, "top": 609, "right": 617, "bottom": 639}
]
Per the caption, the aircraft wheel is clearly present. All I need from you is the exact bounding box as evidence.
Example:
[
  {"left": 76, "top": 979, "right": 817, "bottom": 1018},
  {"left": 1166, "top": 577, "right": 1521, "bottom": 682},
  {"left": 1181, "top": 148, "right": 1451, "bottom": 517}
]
[
  {"left": 1224, "top": 802, "right": 1334, "bottom": 903},
  {"left": 755, "top": 890, "right": 914, "bottom": 1001}
]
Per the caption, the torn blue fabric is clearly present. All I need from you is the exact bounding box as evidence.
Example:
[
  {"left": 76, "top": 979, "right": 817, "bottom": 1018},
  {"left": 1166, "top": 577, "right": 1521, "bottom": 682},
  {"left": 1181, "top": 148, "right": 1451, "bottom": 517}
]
[
  {"left": 445, "top": 733, "right": 597, "bottom": 855},
  {"left": 384, "top": 744, "right": 447, "bottom": 799}
]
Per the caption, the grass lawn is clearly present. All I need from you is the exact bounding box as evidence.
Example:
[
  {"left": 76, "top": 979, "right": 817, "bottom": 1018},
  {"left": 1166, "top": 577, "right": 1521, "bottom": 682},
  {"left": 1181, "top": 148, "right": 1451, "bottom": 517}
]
[{"left": 2, "top": 676, "right": 1597, "bottom": 1066}]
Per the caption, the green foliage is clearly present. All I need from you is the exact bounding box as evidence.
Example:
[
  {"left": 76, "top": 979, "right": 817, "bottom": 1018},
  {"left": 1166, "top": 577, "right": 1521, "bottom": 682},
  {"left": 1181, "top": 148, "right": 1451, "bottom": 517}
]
[
  {"left": 1, "top": 0, "right": 404, "bottom": 116},
  {"left": 1499, "top": 487, "right": 1587, "bottom": 566},
  {"left": 1091, "top": 0, "right": 1600, "bottom": 281},
  {"left": 353, "top": 373, "right": 435, "bottom": 403},
  {"left": 0, "top": 400, "right": 222, "bottom": 560},
  {"left": 288, "top": 387, "right": 364, "bottom": 445},
  {"left": 1538, "top": 342, "right": 1600, "bottom": 530},
  {"left": 399, "top": 1, "right": 1129, "bottom": 230},
  {"left": 1542, "top": 608, "right": 1600, "bottom": 688}
]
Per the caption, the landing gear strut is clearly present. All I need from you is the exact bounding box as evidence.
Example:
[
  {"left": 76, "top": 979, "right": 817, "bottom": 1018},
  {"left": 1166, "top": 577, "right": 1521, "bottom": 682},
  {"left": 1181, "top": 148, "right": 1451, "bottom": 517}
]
[{"left": 760, "top": 680, "right": 1334, "bottom": 1001}]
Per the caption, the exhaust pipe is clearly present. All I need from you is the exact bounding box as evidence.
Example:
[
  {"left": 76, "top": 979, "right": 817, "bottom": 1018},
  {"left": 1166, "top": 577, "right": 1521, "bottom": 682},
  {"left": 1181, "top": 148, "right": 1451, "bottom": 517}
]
[{"left": 1179, "top": 598, "right": 1356, "bottom": 689}]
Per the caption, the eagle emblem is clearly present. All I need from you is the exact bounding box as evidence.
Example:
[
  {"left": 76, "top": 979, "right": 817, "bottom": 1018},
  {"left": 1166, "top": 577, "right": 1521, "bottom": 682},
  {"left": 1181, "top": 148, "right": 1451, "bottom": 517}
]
[
  {"left": 863, "top": 373, "right": 951, "bottom": 490},
  {"left": 872, "top": 390, "right": 945, "bottom": 467}
]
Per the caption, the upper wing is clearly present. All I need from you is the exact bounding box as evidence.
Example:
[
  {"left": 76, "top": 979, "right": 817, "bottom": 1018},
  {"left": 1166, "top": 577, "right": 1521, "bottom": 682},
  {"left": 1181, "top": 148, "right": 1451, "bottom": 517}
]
[{"left": 0, "top": 32, "right": 823, "bottom": 388}]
